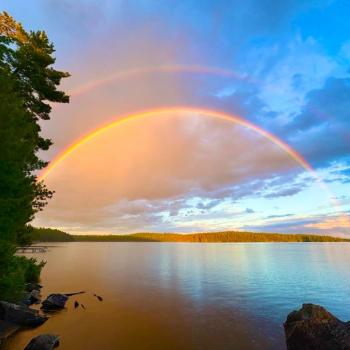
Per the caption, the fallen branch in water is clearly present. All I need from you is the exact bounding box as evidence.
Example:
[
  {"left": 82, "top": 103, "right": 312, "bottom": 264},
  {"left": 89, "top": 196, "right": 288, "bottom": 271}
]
[{"left": 63, "top": 291, "right": 86, "bottom": 297}]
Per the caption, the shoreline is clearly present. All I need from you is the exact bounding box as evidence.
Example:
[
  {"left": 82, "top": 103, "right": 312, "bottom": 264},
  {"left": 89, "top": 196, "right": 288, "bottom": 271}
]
[
  {"left": 4, "top": 243, "right": 350, "bottom": 350},
  {"left": 31, "top": 228, "right": 350, "bottom": 243}
]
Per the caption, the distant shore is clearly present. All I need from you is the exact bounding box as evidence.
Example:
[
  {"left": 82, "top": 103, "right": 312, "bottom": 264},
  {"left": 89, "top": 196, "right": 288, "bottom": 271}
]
[{"left": 31, "top": 227, "right": 350, "bottom": 243}]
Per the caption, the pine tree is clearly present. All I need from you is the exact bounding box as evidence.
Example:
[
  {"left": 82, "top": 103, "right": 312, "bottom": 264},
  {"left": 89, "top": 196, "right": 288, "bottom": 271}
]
[
  {"left": 0, "top": 12, "right": 69, "bottom": 300},
  {"left": 0, "top": 12, "right": 69, "bottom": 244}
]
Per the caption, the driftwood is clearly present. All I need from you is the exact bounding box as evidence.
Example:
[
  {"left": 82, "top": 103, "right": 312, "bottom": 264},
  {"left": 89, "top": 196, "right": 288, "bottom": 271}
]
[{"left": 62, "top": 291, "right": 85, "bottom": 297}]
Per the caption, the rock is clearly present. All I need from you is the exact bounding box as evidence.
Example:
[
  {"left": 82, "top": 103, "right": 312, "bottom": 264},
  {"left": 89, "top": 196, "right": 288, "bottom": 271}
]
[
  {"left": 0, "top": 301, "right": 47, "bottom": 327},
  {"left": 0, "top": 320, "right": 20, "bottom": 346},
  {"left": 22, "top": 289, "right": 42, "bottom": 306},
  {"left": 94, "top": 294, "right": 103, "bottom": 302},
  {"left": 29, "top": 290, "right": 42, "bottom": 304},
  {"left": 24, "top": 334, "right": 60, "bottom": 350},
  {"left": 20, "top": 293, "right": 31, "bottom": 307},
  {"left": 26, "top": 283, "right": 43, "bottom": 293},
  {"left": 41, "top": 294, "right": 68, "bottom": 311},
  {"left": 284, "top": 303, "right": 350, "bottom": 350}
]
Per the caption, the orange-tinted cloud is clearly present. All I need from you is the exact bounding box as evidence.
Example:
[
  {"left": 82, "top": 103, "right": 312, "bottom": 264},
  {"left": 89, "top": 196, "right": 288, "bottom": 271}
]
[
  {"left": 305, "top": 216, "right": 350, "bottom": 230},
  {"left": 35, "top": 113, "right": 301, "bottom": 233}
]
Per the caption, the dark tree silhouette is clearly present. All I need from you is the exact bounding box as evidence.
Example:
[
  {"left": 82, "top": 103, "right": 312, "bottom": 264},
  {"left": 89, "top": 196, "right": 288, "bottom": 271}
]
[{"left": 0, "top": 12, "right": 69, "bottom": 300}]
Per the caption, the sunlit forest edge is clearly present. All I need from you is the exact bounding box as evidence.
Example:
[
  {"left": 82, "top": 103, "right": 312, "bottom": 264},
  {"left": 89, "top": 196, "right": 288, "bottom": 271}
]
[{"left": 32, "top": 227, "right": 350, "bottom": 243}]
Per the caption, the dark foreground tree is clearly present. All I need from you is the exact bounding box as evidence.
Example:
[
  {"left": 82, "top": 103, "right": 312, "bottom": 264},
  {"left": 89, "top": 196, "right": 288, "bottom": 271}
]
[{"left": 0, "top": 12, "right": 69, "bottom": 300}]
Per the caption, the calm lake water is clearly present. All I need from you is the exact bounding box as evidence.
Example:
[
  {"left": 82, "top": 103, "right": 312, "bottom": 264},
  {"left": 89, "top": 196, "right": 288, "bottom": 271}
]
[{"left": 5, "top": 242, "right": 350, "bottom": 350}]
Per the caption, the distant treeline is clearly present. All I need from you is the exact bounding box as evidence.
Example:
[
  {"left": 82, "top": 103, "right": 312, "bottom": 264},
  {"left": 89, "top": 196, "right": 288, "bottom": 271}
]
[
  {"left": 31, "top": 228, "right": 349, "bottom": 243},
  {"left": 31, "top": 228, "right": 74, "bottom": 242}
]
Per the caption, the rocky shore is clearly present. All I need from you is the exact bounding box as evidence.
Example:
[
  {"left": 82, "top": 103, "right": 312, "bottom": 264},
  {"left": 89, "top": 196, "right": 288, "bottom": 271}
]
[
  {"left": 0, "top": 283, "right": 85, "bottom": 350},
  {"left": 2, "top": 289, "right": 350, "bottom": 350}
]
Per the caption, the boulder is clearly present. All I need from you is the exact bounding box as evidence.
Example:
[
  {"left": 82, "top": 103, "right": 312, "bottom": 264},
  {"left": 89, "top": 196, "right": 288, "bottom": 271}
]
[
  {"left": 24, "top": 334, "right": 60, "bottom": 350},
  {"left": 284, "top": 303, "right": 350, "bottom": 350},
  {"left": 22, "top": 289, "right": 42, "bottom": 306},
  {"left": 29, "top": 290, "right": 42, "bottom": 304},
  {"left": 41, "top": 294, "right": 68, "bottom": 311},
  {"left": 0, "top": 301, "right": 47, "bottom": 327},
  {"left": 26, "top": 283, "right": 43, "bottom": 293}
]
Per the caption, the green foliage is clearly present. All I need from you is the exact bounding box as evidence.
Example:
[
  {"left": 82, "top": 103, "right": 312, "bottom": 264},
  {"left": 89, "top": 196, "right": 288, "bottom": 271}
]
[
  {"left": 15, "top": 256, "right": 46, "bottom": 283},
  {"left": 0, "top": 12, "right": 68, "bottom": 301},
  {"left": 0, "top": 240, "right": 45, "bottom": 301},
  {"left": 0, "top": 257, "right": 25, "bottom": 302},
  {"left": 31, "top": 227, "right": 74, "bottom": 242},
  {"left": 0, "top": 11, "right": 69, "bottom": 245},
  {"left": 31, "top": 228, "right": 350, "bottom": 243},
  {"left": 0, "top": 73, "right": 34, "bottom": 242}
]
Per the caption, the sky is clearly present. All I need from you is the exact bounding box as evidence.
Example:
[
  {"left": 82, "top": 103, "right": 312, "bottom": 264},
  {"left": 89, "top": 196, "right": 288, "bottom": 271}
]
[{"left": 3, "top": 0, "right": 350, "bottom": 235}]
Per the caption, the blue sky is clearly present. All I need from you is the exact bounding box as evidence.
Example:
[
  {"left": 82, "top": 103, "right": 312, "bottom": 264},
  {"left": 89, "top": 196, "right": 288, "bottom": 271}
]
[{"left": 3, "top": 0, "right": 350, "bottom": 235}]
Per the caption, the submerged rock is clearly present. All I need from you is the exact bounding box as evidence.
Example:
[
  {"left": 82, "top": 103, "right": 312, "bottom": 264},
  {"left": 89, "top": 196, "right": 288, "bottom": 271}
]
[
  {"left": 41, "top": 294, "right": 68, "bottom": 311},
  {"left": 94, "top": 294, "right": 103, "bottom": 302},
  {"left": 284, "top": 303, "right": 350, "bottom": 350},
  {"left": 0, "top": 301, "right": 47, "bottom": 327},
  {"left": 24, "top": 334, "right": 60, "bottom": 350},
  {"left": 0, "top": 320, "right": 20, "bottom": 346}
]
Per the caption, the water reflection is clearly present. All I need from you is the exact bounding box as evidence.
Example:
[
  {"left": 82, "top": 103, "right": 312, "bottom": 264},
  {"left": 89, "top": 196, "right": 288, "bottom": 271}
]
[{"left": 6, "top": 242, "right": 350, "bottom": 350}]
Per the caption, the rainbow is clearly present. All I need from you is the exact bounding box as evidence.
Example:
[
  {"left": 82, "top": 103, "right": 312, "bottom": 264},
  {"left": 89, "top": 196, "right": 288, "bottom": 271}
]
[
  {"left": 39, "top": 106, "right": 317, "bottom": 181},
  {"left": 40, "top": 59, "right": 348, "bottom": 226},
  {"left": 38, "top": 106, "right": 345, "bottom": 219},
  {"left": 70, "top": 64, "right": 251, "bottom": 97}
]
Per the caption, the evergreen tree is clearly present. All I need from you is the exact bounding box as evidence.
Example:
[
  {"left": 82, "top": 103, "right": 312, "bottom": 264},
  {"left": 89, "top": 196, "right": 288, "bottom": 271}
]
[
  {"left": 0, "top": 12, "right": 69, "bottom": 300},
  {"left": 0, "top": 12, "right": 69, "bottom": 245}
]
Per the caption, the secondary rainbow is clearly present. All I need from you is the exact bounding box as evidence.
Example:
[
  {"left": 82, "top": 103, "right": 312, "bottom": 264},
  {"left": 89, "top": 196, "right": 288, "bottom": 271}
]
[{"left": 70, "top": 64, "right": 251, "bottom": 97}]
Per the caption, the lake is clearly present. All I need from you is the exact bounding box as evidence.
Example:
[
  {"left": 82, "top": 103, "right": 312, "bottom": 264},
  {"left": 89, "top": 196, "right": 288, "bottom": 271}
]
[{"left": 5, "top": 242, "right": 350, "bottom": 350}]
